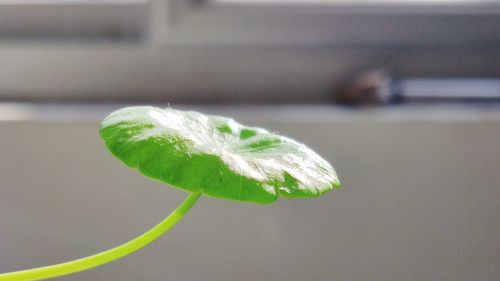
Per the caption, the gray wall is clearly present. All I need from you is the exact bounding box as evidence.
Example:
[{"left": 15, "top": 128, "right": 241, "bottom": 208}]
[
  {"left": 1, "top": 0, "right": 499, "bottom": 103},
  {"left": 0, "top": 106, "right": 499, "bottom": 281}
]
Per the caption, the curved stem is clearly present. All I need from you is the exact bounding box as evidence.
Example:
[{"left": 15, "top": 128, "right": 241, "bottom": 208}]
[{"left": 0, "top": 192, "right": 202, "bottom": 281}]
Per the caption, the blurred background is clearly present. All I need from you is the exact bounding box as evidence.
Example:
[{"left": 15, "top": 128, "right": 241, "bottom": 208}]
[{"left": 0, "top": 0, "right": 499, "bottom": 280}]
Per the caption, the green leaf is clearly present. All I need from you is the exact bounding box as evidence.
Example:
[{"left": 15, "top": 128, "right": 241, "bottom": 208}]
[{"left": 100, "top": 106, "right": 340, "bottom": 203}]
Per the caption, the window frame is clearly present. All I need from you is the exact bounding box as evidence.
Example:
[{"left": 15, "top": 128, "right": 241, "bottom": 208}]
[{"left": 165, "top": 0, "right": 500, "bottom": 47}]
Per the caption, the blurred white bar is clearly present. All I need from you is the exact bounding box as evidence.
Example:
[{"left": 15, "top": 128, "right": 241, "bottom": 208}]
[
  {"left": 398, "top": 79, "right": 500, "bottom": 99},
  {"left": 209, "top": 0, "right": 500, "bottom": 14},
  {"left": 1, "top": 103, "right": 500, "bottom": 123}
]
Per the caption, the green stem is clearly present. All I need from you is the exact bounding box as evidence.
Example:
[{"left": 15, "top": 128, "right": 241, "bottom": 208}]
[{"left": 0, "top": 192, "right": 202, "bottom": 281}]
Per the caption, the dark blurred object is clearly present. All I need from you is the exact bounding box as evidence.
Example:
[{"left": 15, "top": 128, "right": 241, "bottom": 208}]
[
  {"left": 335, "top": 70, "right": 391, "bottom": 106},
  {"left": 336, "top": 71, "right": 500, "bottom": 106}
]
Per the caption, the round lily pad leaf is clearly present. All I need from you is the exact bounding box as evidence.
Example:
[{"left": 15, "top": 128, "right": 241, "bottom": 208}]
[{"left": 100, "top": 106, "right": 340, "bottom": 203}]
